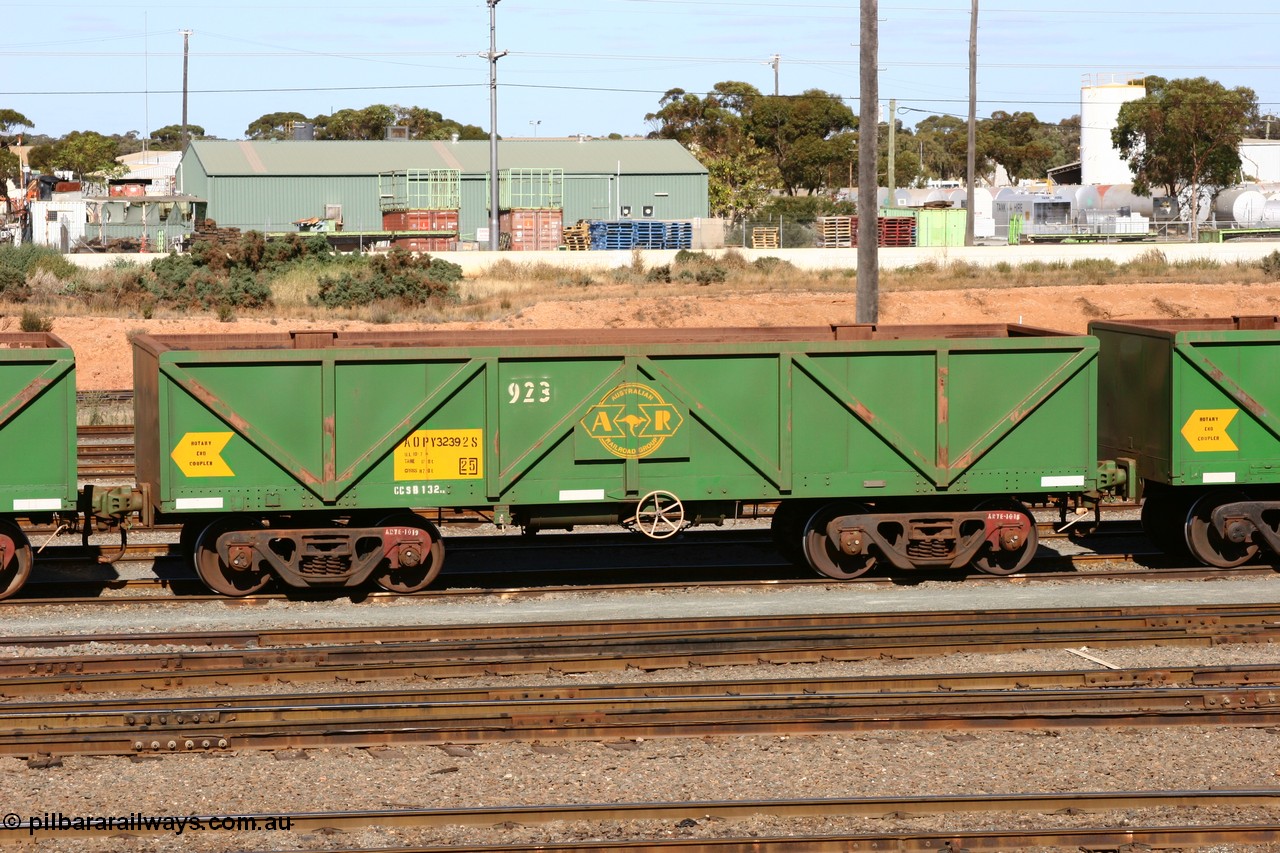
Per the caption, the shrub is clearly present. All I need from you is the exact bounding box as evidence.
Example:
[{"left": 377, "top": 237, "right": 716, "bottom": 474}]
[
  {"left": 19, "top": 309, "right": 52, "bottom": 332},
  {"left": 1261, "top": 250, "right": 1280, "bottom": 280},
  {"left": 311, "top": 249, "right": 462, "bottom": 308}
]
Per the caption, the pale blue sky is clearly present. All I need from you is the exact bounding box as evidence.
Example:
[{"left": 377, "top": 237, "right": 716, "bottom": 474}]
[{"left": 5, "top": 1, "right": 1279, "bottom": 141}]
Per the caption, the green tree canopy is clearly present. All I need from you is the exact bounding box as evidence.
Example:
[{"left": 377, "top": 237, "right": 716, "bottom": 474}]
[
  {"left": 979, "top": 110, "right": 1069, "bottom": 183},
  {"left": 1113, "top": 75, "right": 1258, "bottom": 238},
  {"left": 149, "top": 124, "right": 208, "bottom": 150},
  {"left": 393, "top": 106, "right": 486, "bottom": 140},
  {"left": 27, "top": 131, "right": 126, "bottom": 182},
  {"left": 245, "top": 111, "right": 310, "bottom": 140},
  {"left": 912, "top": 114, "right": 972, "bottom": 182},
  {"left": 0, "top": 109, "right": 33, "bottom": 145},
  {"left": 749, "top": 89, "right": 857, "bottom": 195}
]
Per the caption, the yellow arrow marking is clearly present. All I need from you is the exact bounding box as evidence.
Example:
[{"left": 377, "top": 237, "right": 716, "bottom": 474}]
[
  {"left": 171, "top": 432, "right": 235, "bottom": 477},
  {"left": 1180, "top": 408, "right": 1238, "bottom": 452}
]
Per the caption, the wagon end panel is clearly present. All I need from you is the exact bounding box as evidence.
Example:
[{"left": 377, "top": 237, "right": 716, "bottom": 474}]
[
  {"left": 1170, "top": 329, "right": 1280, "bottom": 488},
  {"left": 1093, "top": 321, "right": 1175, "bottom": 488},
  {"left": 153, "top": 353, "right": 331, "bottom": 513},
  {"left": 0, "top": 335, "right": 78, "bottom": 513}
]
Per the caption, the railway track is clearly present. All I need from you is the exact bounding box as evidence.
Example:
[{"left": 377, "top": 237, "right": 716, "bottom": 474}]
[
  {"left": 11, "top": 790, "right": 1280, "bottom": 850},
  {"left": 3, "top": 663, "right": 1279, "bottom": 757},
  {"left": 4, "top": 603, "right": 1279, "bottom": 695}
]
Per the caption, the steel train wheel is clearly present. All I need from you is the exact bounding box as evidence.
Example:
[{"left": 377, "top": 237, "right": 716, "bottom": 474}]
[
  {"left": 373, "top": 513, "right": 445, "bottom": 593},
  {"left": 630, "top": 491, "right": 685, "bottom": 540},
  {"left": 971, "top": 499, "right": 1038, "bottom": 576},
  {"left": 1185, "top": 490, "right": 1259, "bottom": 568},
  {"left": 801, "top": 502, "right": 876, "bottom": 580},
  {"left": 1139, "top": 487, "right": 1194, "bottom": 560},
  {"left": 193, "top": 516, "right": 271, "bottom": 597},
  {"left": 0, "top": 519, "right": 32, "bottom": 601}
]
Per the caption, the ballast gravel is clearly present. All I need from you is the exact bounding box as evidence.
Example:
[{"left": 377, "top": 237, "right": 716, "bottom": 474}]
[{"left": 2, "top": 577, "right": 1280, "bottom": 851}]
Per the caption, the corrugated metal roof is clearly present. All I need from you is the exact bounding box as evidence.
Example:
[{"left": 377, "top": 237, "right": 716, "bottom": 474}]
[{"left": 187, "top": 139, "right": 706, "bottom": 177}]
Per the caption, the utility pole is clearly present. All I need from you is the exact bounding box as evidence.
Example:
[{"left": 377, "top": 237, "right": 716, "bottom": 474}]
[
  {"left": 856, "top": 0, "right": 879, "bottom": 324},
  {"left": 179, "top": 29, "right": 192, "bottom": 150},
  {"left": 965, "top": 0, "right": 977, "bottom": 246},
  {"left": 769, "top": 54, "right": 780, "bottom": 96},
  {"left": 486, "top": 0, "right": 507, "bottom": 251},
  {"left": 886, "top": 98, "right": 896, "bottom": 205}
]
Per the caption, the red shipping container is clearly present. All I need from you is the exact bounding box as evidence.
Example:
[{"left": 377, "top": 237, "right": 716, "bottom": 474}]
[
  {"left": 391, "top": 236, "right": 456, "bottom": 253},
  {"left": 383, "top": 209, "right": 459, "bottom": 233},
  {"left": 109, "top": 183, "right": 146, "bottom": 197},
  {"left": 499, "top": 209, "right": 563, "bottom": 251}
]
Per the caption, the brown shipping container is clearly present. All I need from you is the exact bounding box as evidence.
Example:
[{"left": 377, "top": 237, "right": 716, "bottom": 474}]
[
  {"left": 392, "top": 236, "right": 457, "bottom": 253},
  {"left": 382, "top": 210, "right": 460, "bottom": 233},
  {"left": 500, "top": 209, "right": 563, "bottom": 251}
]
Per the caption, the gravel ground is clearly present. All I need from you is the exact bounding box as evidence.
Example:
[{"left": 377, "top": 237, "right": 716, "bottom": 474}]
[{"left": 2, "top": 626, "right": 1280, "bottom": 850}]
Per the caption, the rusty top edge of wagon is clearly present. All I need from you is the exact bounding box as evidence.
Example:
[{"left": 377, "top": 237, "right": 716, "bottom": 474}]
[
  {"left": 1092, "top": 316, "right": 1280, "bottom": 335},
  {"left": 131, "top": 323, "right": 1083, "bottom": 353},
  {"left": 0, "top": 333, "right": 73, "bottom": 350}
]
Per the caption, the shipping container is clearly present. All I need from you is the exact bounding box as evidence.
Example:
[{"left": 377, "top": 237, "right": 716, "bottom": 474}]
[
  {"left": 382, "top": 209, "right": 459, "bottom": 233},
  {"left": 390, "top": 235, "right": 457, "bottom": 253},
  {"left": 500, "top": 208, "right": 563, "bottom": 251}
]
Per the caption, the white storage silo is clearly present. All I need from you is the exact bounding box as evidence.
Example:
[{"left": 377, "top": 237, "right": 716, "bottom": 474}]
[{"left": 1080, "top": 73, "right": 1147, "bottom": 186}]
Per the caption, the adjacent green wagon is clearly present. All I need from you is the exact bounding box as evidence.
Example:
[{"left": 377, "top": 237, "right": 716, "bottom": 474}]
[
  {"left": 0, "top": 333, "right": 78, "bottom": 599},
  {"left": 1093, "top": 316, "right": 1280, "bottom": 566},
  {"left": 133, "top": 323, "right": 1103, "bottom": 593}
]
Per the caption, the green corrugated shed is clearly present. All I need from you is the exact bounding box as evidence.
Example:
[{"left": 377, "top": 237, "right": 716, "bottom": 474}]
[{"left": 178, "top": 140, "right": 709, "bottom": 242}]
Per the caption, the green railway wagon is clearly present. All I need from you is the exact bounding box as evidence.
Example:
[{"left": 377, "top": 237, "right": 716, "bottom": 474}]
[
  {"left": 0, "top": 333, "right": 78, "bottom": 599},
  {"left": 1093, "top": 316, "right": 1280, "bottom": 567},
  {"left": 133, "top": 324, "right": 1106, "bottom": 595}
]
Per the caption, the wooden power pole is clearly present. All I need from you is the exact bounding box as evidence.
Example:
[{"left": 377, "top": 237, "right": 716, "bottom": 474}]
[{"left": 856, "top": 0, "right": 879, "bottom": 324}]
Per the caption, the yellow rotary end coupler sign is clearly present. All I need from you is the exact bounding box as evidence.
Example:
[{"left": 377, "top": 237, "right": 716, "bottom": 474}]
[
  {"left": 1181, "top": 408, "right": 1239, "bottom": 452},
  {"left": 580, "top": 383, "right": 684, "bottom": 459},
  {"left": 394, "top": 429, "right": 484, "bottom": 481},
  {"left": 171, "top": 432, "right": 235, "bottom": 477}
]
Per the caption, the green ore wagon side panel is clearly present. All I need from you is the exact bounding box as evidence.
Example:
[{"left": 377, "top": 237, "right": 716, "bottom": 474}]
[
  {"left": 0, "top": 334, "right": 77, "bottom": 514},
  {"left": 1093, "top": 317, "right": 1280, "bottom": 490},
  {"left": 132, "top": 325, "right": 1098, "bottom": 516}
]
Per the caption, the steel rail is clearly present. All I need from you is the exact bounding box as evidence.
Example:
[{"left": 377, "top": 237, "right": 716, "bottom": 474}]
[
  {"left": 3, "top": 676, "right": 1280, "bottom": 757},
  {"left": 3, "top": 606, "right": 1280, "bottom": 696},
  {"left": 3, "top": 662, "right": 1277, "bottom": 721},
  {"left": 10, "top": 790, "right": 1280, "bottom": 845},
  {"left": 5, "top": 601, "right": 1278, "bottom": 648}
]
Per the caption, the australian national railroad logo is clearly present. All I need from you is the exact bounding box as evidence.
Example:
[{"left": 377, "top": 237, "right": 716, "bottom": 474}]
[{"left": 580, "top": 382, "right": 684, "bottom": 458}]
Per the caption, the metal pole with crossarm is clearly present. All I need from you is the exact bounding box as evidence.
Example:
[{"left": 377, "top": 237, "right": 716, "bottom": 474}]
[{"left": 487, "top": 1, "right": 507, "bottom": 252}]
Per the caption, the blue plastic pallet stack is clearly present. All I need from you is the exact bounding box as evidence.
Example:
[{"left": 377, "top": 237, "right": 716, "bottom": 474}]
[
  {"left": 664, "top": 221, "right": 693, "bottom": 249},
  {"left": 587, "top": 220, "right": 695, "bottom": 250},
  {"left": 634, "top": 221, "right": 667, "bottom": 249},
  {"left": 588, "top": 220, "right": 638, "bottom": 250}
]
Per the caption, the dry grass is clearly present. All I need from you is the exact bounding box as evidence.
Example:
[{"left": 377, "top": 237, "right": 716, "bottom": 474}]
[{"left": 13, "top": 252, "right": 1278, "bottom": 326}]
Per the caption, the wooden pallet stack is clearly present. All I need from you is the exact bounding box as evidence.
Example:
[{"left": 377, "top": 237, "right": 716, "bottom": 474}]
[
  {"left": 562, "top": 220, "right": 591, "bottom": 251},
  {"left": 751, "top": 227, "right": 780, "bottom": 249},
  {"left": 816, "top": 217, "right": 853, "bottom": 248}
]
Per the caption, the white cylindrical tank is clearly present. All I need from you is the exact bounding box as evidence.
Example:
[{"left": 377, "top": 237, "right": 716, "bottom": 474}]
[
  {"left": 1261, "top": 199, "right": 1280, "bottom": 224},
  {"left": 1080, "top": 73, "right": 1146, "bottom": 186},
  {"left": 1176, "top": 185, "right": 1214, "bottom": 224},
  {"left": 1214, "top": 186, "right": 1268, "bottom": 226},
  {"left": 1076, "top": 185, "right": 1105, "bottom": 211},
  {"left": 1092, "top": 184, "right": 1155, "bottom": 217}
]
